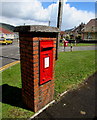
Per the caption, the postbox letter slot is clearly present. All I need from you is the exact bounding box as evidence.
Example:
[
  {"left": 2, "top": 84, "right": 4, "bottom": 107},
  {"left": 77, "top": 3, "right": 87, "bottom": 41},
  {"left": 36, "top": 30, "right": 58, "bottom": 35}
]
[{"left": 41, "top": 47, "right": 53, "bottom": 51}]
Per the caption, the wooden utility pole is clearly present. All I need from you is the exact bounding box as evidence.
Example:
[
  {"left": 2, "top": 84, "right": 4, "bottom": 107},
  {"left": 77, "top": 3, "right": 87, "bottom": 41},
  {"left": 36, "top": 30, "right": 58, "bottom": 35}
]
[
  {"left": 56, "top": 0, "right": 63, "bottom": 59},
  {"left": 48, "top": 20, "right": 50, "bottom": 26},
  {"left": 57, "top": 0, "right": 63, "bottom": 30}
]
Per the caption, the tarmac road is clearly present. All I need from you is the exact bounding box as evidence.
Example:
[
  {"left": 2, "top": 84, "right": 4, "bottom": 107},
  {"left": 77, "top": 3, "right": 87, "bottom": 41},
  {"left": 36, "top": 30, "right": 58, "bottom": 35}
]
[
  {"left": 0, "top": 43, "right": 20, "bottom": 67},
  {"left": 0, "top": 43, "right": 97, "bottom": 67},
  {"left": 59, "top": 45, "right": 97, "bottom": 52}
]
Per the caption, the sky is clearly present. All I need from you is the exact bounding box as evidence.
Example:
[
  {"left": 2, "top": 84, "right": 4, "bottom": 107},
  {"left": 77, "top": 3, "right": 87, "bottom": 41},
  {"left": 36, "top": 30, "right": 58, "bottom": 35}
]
[{"left": 0, "top": 0, "right": 96, "bottom": 30}]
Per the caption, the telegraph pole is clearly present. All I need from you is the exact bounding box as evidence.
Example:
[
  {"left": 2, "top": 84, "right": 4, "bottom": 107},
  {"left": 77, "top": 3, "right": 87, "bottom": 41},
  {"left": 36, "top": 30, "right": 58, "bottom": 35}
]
[
  {"left": 57, "top": 0, "right": 63, "bottom": 29},
  {"left": 56, "top": 0, "right": 63, "bottom": 59},
  {"left": 48, "top": 20, "right": 50, "bottom": 26}
]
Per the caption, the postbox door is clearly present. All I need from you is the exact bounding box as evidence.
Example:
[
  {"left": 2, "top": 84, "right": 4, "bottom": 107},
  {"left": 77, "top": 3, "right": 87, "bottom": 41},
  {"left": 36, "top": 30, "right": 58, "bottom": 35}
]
[{"left": 40, "top": 40, "right": 53, "bottom": 85}]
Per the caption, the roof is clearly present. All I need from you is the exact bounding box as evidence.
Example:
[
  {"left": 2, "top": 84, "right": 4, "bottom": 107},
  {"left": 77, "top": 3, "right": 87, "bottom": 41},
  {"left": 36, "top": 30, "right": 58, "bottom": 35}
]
[
  {"left": 72, "top": 23, "right": 85, "bottom": 33},
  {"left": 0, "top": 27, "right": 14, "bottom": 34},
  {"left": 15, "top": 25, "right": 59, "bottom": 33},
  {"left": 60, "top": 31, "right": 65, "bottom": 34},
  {"left": 65, "top": 28, "right": 74, "bottom": 32},
  {"left": 82, "top": 18, "right": 97, "bottom": 32},
  {"left": 85, "top": 19, "right": 97, "bottom": 27}
]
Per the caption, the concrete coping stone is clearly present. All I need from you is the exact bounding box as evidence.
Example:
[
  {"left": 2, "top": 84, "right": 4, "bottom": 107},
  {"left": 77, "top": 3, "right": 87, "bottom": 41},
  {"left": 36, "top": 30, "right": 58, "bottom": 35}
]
[{"left": 15, "top": 25, "right": 59, "bottom": 33}]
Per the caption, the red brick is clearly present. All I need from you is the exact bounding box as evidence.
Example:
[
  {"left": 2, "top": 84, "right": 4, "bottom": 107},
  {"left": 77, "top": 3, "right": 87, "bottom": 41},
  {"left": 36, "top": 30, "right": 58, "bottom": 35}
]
[
  {"left": 33, "top": 50, "right": 38, "bottom": 55},
  {"left": 33, "top": 42, "right": 38, "bottom": 46},
  {"left": 33, "top": 46, "right": 38, "bottom": 51},
  {"left": 40, "top": 38, "right": 50, "bottom": 40},
  {"left": 33, "top": 58, "right": 38, "bottom": 63},
  {"left": 33, "top": 63, "right": 39, "bottom": 67},
  {"left": 33, "top": 67, "right": 38, "bottom": 71},
  {"left": 33, "top": 37, "right": 39, "bottom": 41}
]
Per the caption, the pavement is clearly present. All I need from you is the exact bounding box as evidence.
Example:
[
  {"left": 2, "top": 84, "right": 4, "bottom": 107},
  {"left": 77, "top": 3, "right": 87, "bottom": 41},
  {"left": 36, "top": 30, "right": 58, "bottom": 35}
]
[{"left": 32, "top": 71, "right": 97, "bottom": 119}]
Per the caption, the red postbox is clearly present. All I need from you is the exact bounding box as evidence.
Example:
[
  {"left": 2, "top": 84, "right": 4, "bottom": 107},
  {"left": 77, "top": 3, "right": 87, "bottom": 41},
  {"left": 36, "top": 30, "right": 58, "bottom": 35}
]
[
  {"left": 64, "top": 40, "right": 68, "bottom": 47},
  {"left": 40, "top": 40, "right": 53, "bottom": 85}
]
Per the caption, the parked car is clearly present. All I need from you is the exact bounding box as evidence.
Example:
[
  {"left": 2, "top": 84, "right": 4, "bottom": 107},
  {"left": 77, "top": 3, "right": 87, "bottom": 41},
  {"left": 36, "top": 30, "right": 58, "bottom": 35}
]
[{"left": 0, "top": 37, "right": 13, "bottom": 45}]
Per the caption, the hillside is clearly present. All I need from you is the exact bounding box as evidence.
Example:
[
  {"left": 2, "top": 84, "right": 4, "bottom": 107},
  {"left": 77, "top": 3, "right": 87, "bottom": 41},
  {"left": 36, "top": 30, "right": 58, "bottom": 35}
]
[{"left": 0, "top": 23, "right": 15, "bottom": 32}]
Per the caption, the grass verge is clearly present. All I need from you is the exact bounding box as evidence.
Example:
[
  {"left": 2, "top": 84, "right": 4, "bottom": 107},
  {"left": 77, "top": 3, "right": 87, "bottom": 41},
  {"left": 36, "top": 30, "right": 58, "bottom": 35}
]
[
  {"left": 55, "top": 50, "right": 97, "bottom": 97},
  {"left": 1, "top": 50, "right": 97, "bottom": 118},
  {"left": 1, "top": 64, "right": 34, "bottom": 119}
]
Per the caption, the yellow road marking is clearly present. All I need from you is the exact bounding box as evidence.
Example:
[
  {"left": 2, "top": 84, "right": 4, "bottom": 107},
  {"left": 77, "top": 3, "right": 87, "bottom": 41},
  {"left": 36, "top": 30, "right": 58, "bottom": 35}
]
[{"left": 0, "top": 61, "right": 20, "bottom": 72}]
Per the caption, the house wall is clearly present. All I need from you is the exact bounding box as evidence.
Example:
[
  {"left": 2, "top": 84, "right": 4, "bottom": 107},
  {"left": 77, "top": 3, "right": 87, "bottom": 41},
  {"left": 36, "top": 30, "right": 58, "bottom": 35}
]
[
  {"left": 0, "top": 33, "right": 3, "bottom": 38},
  {"left": 0, "top": 33, "right": 15, "bottom": 39},
  {"left": 83, "top": 32, "right": 97, "bottom": 40}
]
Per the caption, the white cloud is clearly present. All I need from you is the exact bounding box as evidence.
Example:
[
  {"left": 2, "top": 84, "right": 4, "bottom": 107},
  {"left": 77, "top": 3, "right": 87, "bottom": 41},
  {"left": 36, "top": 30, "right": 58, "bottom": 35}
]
[
  {"left": 0, "top": 0, "right": 95, "bottom": 30},
  {"left": 0, "top": 16, "right": 48, "bottom": 26},
  {"left": 61, "top": 2, "right": 95, "bottom": 30},
  {"left": 2, "top": 0, "right": 49, "bottom": 22}
]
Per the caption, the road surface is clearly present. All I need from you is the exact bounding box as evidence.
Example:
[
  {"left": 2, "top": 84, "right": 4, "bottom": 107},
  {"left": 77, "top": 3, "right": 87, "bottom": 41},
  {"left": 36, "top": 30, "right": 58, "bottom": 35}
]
[
  {"left": 0, "top": 43, "right": 97, "bottom": 67},
  {"left": 0, "top": 43, "right": 20, "bottom": 67},
  {"left": 59, "top": 45, "right": 97, "bottom": 52}
]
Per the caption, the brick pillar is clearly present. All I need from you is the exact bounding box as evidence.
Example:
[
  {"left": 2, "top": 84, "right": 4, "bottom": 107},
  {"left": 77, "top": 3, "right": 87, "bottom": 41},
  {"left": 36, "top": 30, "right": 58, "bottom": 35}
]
[{"left": 15, "top": 25, "right": 59, "bottom": 112}]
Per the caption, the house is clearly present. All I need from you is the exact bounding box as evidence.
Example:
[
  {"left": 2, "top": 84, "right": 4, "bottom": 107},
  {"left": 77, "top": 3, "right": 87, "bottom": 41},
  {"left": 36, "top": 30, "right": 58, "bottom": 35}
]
[
  {"left": 82, "top": 18, "right": 97, "bottom": 40},
  {"left": 71, "top": 23, "right": 85, "bottom": 40},
  {"left": 0, "top": 27, "right": 15, "bottom": 40},
  {"left": 64, "top": 23, "right": 85, "bottom": 42},
  {"left": 60, "top": 31, "right": 66, "bottom": 39},
  {"left": 0, "top": 23, "right": 19, "bottom": 41},
  {"left": 64, "top": 28, "right": 74, "bottom": 40}
]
